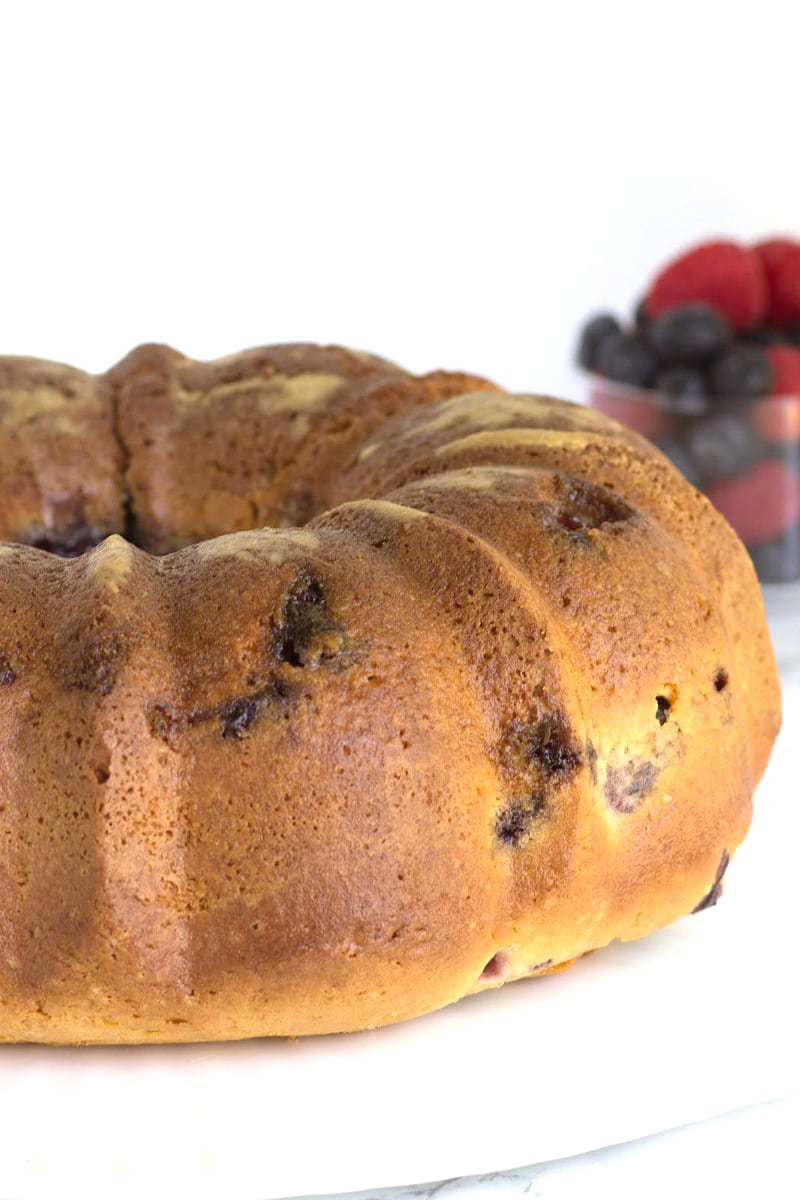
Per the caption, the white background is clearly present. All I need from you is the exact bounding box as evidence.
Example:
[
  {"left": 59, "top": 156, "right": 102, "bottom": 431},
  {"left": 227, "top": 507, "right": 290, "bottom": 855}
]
[{"left": 1, "top": 1, "right": 798, "bottom": 399}]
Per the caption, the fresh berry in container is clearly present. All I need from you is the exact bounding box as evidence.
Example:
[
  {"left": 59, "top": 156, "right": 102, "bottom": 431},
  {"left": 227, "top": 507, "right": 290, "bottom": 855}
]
[{"left": 576, "top": 236, "right": 800, "bottom": 584}]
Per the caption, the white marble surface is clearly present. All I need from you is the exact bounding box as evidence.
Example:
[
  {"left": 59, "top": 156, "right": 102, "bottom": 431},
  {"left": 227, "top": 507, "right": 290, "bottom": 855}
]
[{"left": 299, "top": 1094, "right": 797, "bottom": 1200}]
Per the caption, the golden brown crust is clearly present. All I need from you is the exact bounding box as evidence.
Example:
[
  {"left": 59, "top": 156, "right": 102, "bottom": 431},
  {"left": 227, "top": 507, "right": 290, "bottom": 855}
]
[
  {"left": 110, "top": 343, "right": 396, "bottom": 552},
  {"left": 0, "top": 357, "right": 124, "bottom": 551},
  {"left": 0, "top": 344, "right": 781, "bottom": 1044},
  {"left": 109, "top": 344, "right": 498, "bottom": 552}
]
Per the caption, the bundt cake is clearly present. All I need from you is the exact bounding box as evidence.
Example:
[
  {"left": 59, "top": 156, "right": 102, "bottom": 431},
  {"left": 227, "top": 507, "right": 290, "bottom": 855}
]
[{"left": 0, "top": 343, "right": 781, "bottom": 1044}]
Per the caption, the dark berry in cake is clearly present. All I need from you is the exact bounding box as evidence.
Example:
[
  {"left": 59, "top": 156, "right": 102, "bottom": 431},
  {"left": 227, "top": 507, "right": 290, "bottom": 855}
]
[
  {"left": 709, "top": 346, "right": 774, "bottom": 399},
  {"left": 646, "top": 303, "right": 732, "bottom": 364},
  {"left": 685, "top": 412, "right": 758, "bottom": 479},
  {"left": 595, "top": 332, "right": 657, "bottom": 387},
  {"left": 577, "top": 313, "right": 622, "bottom": 371}
]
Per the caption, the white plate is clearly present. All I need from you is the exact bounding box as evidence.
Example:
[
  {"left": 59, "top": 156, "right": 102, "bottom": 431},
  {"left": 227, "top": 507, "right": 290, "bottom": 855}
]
[{"left": 1, "top": 686, "right": 796, "bottom": 1200}]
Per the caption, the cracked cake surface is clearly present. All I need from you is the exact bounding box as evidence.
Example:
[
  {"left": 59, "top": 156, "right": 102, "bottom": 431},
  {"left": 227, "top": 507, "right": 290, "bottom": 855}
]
[{"left": 0, "top": 343, "right": 781, "bottom": 1043}]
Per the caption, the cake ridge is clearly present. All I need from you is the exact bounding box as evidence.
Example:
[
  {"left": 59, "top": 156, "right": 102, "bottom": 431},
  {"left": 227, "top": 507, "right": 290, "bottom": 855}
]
[{"left": 0, "top": 341, "right": 782, "bottom": 1043}]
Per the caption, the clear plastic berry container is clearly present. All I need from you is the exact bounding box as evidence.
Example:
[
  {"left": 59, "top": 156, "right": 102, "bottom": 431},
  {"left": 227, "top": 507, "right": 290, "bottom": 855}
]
[{"left": 583, "top": 373, "right": 800, "bottom": 586}]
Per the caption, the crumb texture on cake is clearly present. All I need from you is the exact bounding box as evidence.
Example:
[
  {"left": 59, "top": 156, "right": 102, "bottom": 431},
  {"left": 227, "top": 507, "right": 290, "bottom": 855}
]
[{"left": 0, "top": 343, "right": 781, "bottom": 1044}]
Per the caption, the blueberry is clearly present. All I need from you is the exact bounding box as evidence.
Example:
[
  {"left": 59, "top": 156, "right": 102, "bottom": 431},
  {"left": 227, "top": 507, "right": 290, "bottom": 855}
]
[
  {"left": 0, "top": 653, "right": 16, "bottom": 686},
  {"left": 577, "top": 313, "right": 622, "bottom": 370},
  {"left": 654, "top": 366, "right": 709, "bottom": 416},
  {"left": 653, "top": 436, "right": 706, "bottom": 487},
  {"left": 709, "top": 346, "right": 774, "bottom": 399},
  {"left": 219, "top": 696, "right": 261, "bottom": 739},
  {"left": 685, "top": 411, "right": 759, "bottom": 479},
  {"left": 747, "top": 525, "right": 800, "bottom": 583},
  {"left": 595, "top": 332, "right": 657, "bottom": 387},
  {"left": 646, "top": 303, "right": 732, "bottom": 365},
  {"left": 743, "top": 325, "right": 786, "bottom": 347},
  {"left": 634, "top": 297, "right": 650, "bottom": 332},
  {"left": 604, "top": 760, "right": 657, "bottom": 813}
]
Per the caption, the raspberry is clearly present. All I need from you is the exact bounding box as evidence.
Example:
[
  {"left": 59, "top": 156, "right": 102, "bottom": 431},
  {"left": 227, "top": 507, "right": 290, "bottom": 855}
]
[
  {"left": 706, "top": 459, "right": 800, "bottom": 545},
  {"left": 750, "top": 349, "right": 800, "bottom": 443},
  {"left": 765, "top": 344, "right": 800, "bottom": 396},
  {"left": 644, "top": 240, "right": 767, "bottom": 333},
  {"left": 753, "top": 239, "right": 800, "bottom": 328},
  {"left": 750, "top": 396, "right": 800, "bottom": 444}
]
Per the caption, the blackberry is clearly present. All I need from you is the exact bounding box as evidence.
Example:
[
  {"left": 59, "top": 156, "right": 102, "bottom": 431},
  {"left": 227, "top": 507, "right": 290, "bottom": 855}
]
[
  {"left": 595, "top": 332, "right": 656, "bottom": 387},
  {"left": 744, "top": 325, "right": 786, "bottom": 347},
  {"left": 654, "top": 437, "right": 706, "bottom": 488},
  {"left": 709, "top": 346, "right": 774, "bottom": 399},
  {"left": 646, "top": 303, "right": 732, "bottom": 364},
  {"left": 577, "top": 313, "right": 621, "bottom": 371},
  {"left": 685, "top": 411, "right": 759, "bottom": 479},
  {"left": 634, "top": 297, "right": 650, "bottom": 332},
  {"left": 654, "top": 366, "right": 708, "bottom": 416}
]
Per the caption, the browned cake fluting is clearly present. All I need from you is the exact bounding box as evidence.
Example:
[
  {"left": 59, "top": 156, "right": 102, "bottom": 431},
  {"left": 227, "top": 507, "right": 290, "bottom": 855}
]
[{"left": 0, "top": 344, "right": 781, "bottom": 1043}]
